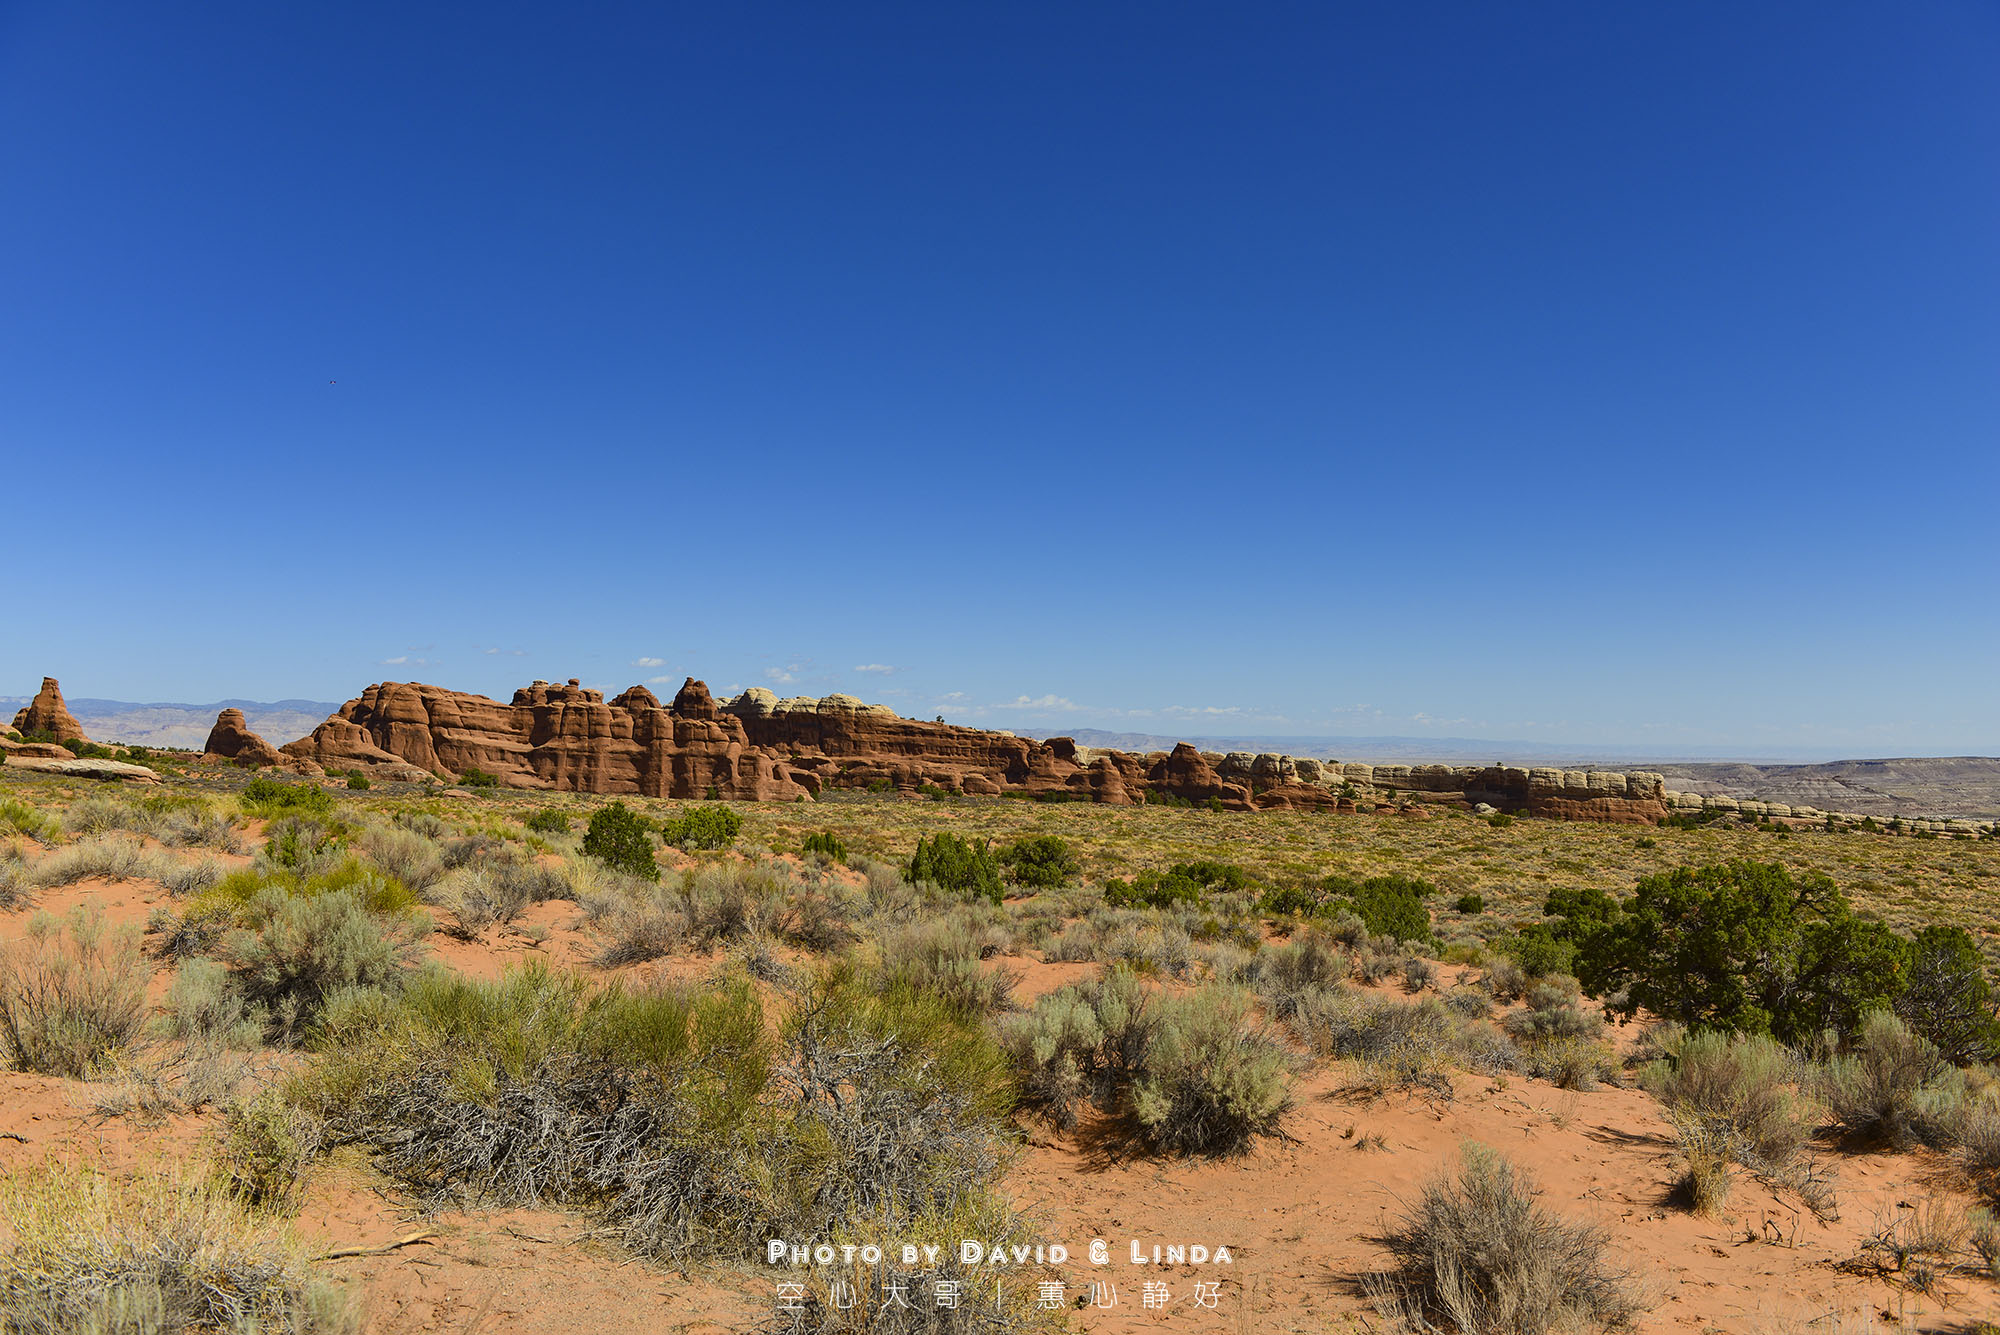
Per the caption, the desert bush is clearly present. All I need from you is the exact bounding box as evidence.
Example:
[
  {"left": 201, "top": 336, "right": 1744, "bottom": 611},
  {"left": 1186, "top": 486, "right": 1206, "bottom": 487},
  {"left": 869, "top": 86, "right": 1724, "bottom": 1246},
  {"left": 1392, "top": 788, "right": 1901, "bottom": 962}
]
[
  {"left": 1895, "top": 924, "right": 2000, "bottom": 1066},
  {"left": 1497, "top": 923, "right": 1574, "bottom": 980},
  {"left": 1000, "top": 966, "right": 1286, "bottom": 1155},
  {"left": 659, "top": 804, "right": 743, "bottom": 851},
  {"left": 428, "top": 865, "right": 531, "bottom": 940},
  {"left": 390, "top": 809, "right": 448, "bottom": 839},
  {"left": 1443, "top": 986, "right": 1493, "bottom": 1019},
  {"left": 0, "top": 1163, "right": 354, "bottom": 1334},
  {"left": 159, "top": 958, "right": 263, "bottom": 1051},
  {"left": 1403, "top": 956, "right": 1439, "bottom": 993},
  {"left": 1128, "top": 985, "right": 1292, "bottom": 1155},
  {"left": 593, "top": 893, "right": 688, "bottom": 968},
  {"left": 1670, "top": 1111, "right": 1736, "bottom": 1215},
  {"left": 1253, "top": 929, "right": 1349, "bottom": 1019},
  {"left": 440, "top": 832, "right": 505, "bottom": 869},
  {"left": 880, "top": 916, "right": 1017, "bottom": 1018},
  {"left": 1108, "top": 860, "right": 1252, "bottom": 912},
  {"left": 766, "top": 886, "right": 855, "bottom": 953},
  {"left": 270, "top": 960, "right": 1016, "bottom": 1263},
  {"left": 356, "top": 823, "right": 445, "bottom": 893},
  {"left": 223, "top": 889, "right": 430, "bottom": 1040},
  {"left": 907, "top": 833, "right": 1002, "bottom": 905},
  {"left": 256, "top": 816, "right": 348, "bottom": 876},
  {"left": 345, "top": 772, "right": 370, "bottom": 790},
  {"left": 197, "top": 858, "right": 419, "bottom": 922},
  {"left": 160, "top": 858, "right": 224, "bottom": 897},
  {"left": 524, "top": 808, "right": 572, "bottom": 835},
  {"left": 998, "top": 835, "right": 1078, "bottom": 889},
  {"left": 0, "top": 906, "right": 150, "bottom": 1079},
  {"left": 1818, "top": 1011, "right": 1959, "bottom": 1149},
  {"left": 800, "top": 829, "right": 847, "bottom": 863},
  {"left": 1453, "top": 893, "right": 1485, "bottom": 915},
  {"left": 1479, "top": 955, "right": 1529, "bottom": 1003},
  {"left": 457, "top": 766, "right": 500, "bottom": 788},
  {"left": 1551, "top": 862, "right": 1907, "bottom": 1044},
  {"left": 24, "top": 834, "right": 177, "bottom": 889},
  {"left": 582, "top": 801, "right": 659, "bottom": 881},
  {"left": 239, "top": 777, "right": 334, "bottom": 819},
  {"left": 1369, "top": 1146, "right": 1637, "bottom": 1335},
  {"left": 1517, "top": 1036, "right": 1618, "bottom": 1091},
  {"left": 676, "top": 864, "right": 781, "bottom": 947},
  {"left": 1323, "top": 874, "right": 1438, "bottom": 945},
  {"left": 1641, "top": 1029, "right": 1810, "bottom": 1168},
  {"left": 0, "top": 797, "right": 59, "bottom": 843}
]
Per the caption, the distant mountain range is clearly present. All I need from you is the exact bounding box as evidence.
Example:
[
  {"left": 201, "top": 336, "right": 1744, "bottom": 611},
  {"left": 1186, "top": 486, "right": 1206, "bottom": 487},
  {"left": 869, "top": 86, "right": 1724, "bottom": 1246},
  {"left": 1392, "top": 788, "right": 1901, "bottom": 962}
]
[{"left": 1, "top": 696, "right": 339, "bottom": 750}]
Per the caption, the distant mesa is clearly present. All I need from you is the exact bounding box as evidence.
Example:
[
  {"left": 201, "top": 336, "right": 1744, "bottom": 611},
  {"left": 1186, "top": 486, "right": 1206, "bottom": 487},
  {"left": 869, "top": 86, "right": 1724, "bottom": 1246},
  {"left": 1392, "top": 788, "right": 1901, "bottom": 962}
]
[
  {"left": 10, "top": 677, "right": 90, "bottom": 744},
  {"left": 263, "top": 674, "right": 1676, "bottom": 823}
]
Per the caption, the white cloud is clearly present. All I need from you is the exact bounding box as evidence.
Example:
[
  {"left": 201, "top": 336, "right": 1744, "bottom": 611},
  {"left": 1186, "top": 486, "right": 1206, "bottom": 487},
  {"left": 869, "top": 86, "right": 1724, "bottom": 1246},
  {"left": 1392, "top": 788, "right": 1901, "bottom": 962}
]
[
  {"left": 1161, "top": 704, "right": 1244, "bottom": 717},
  {"left": 1006, "top": 694, "right": 1088, "bottom": 713},
  {"left": 939, "top": 691, "right": 968, "bottom": 702},
  {"left": 378, "top": 655, "right": 437, "bottom": 668},
  {"left": 482, "top": 647, "right": 526, "bottom": 657},
  {"left": 647, "top": 675, "right": 677, "bottom": 685},
  {"left": 632, "top": 656, "right": 664, "bottom": 668},
  {"left": 853, "top": 664, "right": 895, "bottom": 674},
  {"left": 766, "top": 666, "right": 799, "bottom": 685}
]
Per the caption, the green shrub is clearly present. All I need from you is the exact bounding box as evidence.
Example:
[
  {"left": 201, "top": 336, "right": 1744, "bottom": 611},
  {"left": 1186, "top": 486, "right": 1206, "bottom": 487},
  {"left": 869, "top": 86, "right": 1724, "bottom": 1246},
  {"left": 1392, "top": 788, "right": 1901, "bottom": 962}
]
[
  {"left": 0, "top": 907, "right": 149, "bottom": 1078},
  {"left": 1553, "top": 861, "right": 1907, "bottom": 1044},
  {"left": 1642, "top": 1029, "right": 1810, "bottom": 1176},
  {"left": 999, "top": 835, "right": 1078, "bottom": 889},
  {"left": 524, "top": 809, "right": 571, "bottom": 835},
  {"left": 345, "top": 772, "right": 370, "bottom": 790},
  {"left": 582, "top": 802, "right": 659, "bottom": 881},
  {"left": 223, "top": 889, "right": 430, "bottom": 1038},
  {"left": 240, "top": 777, "right": 334, "bottom": 818},
  {"left": 1253, "top": 930, "right": 1350, "bottom": 1018},
  {"left": 1323, "top": 874, "right": 1437, "bottom": 945},
  {"left": 659, "top": 804, "right": 742, "bottom": 851},
  {"left": 1001, "top": 968, "right": 1289, "bottom": 1155},
  {"left": 0, "top": 798, "right": 61, "bottom": 843},
  {"left": 1895, "top": 925, "right": 2000, "bottom": 1065},
  {"left": 800, "top": 829, "right": 847, "bottom": 863},
  {"left": 1818, "top": 1010, "right": 1958, "bottom": 1149},
  {"left": 1453, "top": 893, "right": 1485, "bottom": 915},
  {"left": 1109, "top": 860, "right": 1253, "bottom": 911},
  {"left": 879, "top": 915, "right": 1016, "bottom": 1018},
  {"left": 270, "top": 960, "right": 1016, "bottom": 1262},
  {"left": 457, "top": 766, "right": 499, "bottom": 788},
  {"left": 1498, "top": 923, "right": 1574, "bottom": 979},
  {"left": 908, "top": 833, "right": 1002, "bottom": 904},
  {"left": 257, "top": 815, "right": 347, "bottom": 874},
  {"left": 1369, "top": 1147, "right": 1637, "bottom": 1335}
]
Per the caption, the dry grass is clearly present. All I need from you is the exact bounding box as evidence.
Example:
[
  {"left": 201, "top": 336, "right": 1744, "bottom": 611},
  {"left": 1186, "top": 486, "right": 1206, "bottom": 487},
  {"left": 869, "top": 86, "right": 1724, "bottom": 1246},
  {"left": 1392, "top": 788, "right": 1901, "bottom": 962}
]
[{"left": 0, "top": 1162, "right": 354, "bottom": 1333}]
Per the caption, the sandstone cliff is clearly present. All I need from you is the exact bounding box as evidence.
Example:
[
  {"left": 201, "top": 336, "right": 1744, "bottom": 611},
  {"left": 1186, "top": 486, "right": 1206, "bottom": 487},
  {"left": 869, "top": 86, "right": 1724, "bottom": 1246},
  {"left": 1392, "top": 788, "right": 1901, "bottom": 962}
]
[{"left": 272, "top": 676, "right": 1672, "bottom": 822}]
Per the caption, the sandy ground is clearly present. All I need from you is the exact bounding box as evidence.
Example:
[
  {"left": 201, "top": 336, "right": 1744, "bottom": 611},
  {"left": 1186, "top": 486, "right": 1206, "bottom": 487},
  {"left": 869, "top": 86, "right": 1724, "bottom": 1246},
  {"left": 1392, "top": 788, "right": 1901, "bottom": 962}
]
[{"left": 1, "top": 858, "right": 1996, "bottom": 1333}]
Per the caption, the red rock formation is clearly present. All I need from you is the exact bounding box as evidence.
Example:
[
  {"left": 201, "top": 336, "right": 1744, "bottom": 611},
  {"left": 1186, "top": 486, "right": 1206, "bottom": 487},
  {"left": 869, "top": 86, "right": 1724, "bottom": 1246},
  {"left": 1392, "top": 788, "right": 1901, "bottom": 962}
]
[
  {"left": 10, "top": 678, "right": 88, "bottom": 744},
  {"left": 203, "top": 708, "right": 322, "bottom": 775},
  {"left": 278, "top": 675, "right": 1667, "bottom": 824}
]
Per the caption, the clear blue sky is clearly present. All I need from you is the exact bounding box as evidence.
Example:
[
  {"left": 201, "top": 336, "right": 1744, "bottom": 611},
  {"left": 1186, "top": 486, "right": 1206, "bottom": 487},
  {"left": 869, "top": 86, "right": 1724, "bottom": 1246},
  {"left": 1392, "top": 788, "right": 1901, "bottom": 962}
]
[{"left": 4, "top": 2, "right": 1995, "bottom": 758}]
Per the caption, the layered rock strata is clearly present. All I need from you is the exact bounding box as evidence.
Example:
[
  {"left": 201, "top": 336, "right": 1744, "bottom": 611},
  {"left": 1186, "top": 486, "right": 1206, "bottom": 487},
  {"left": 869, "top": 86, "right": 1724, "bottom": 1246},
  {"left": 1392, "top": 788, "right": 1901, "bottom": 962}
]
[{"left": 277, "top": 676, "right": 1673, "bottom": 822}]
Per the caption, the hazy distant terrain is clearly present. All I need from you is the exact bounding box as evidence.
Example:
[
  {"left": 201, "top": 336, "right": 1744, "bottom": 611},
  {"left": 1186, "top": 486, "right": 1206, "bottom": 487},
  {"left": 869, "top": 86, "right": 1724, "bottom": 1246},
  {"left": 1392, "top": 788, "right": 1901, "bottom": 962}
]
[
  {"left": 1058, "top": 730, "right": 2000, "bottom": 820},
  {"left": 1651, "top": 757, "right": 2000, "bottom": 821},
  {"left": 1056, "top": 728, "right": 1836, "bottom": 767},
  {"left": 1, "top": 696, "right": 339, "bottom": 749}
]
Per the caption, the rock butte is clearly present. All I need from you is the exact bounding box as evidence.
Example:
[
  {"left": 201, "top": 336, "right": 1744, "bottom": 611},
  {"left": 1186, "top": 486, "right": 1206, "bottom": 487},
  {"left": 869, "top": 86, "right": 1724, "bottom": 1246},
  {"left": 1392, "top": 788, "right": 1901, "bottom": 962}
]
[
  {"left": 270, "top": 677, "right": 1674, "bottom": 823},
  {"left": 10, "top": 677, "right": 90, "bottom": 745}
]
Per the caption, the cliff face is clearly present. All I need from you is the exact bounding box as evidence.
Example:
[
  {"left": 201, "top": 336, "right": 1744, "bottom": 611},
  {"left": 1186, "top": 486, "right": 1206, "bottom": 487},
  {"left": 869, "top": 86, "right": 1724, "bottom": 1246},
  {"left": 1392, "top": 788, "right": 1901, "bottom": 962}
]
[{"left": 274, "top": 676, "right": 1670, "bottom": 822}]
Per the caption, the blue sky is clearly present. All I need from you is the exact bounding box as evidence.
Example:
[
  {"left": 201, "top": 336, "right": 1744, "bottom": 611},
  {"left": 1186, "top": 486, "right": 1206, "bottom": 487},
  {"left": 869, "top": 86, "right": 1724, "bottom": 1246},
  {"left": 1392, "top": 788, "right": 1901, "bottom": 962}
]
[{"left": 3, "top": 2, "right": 1995, "bottom": 758}]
